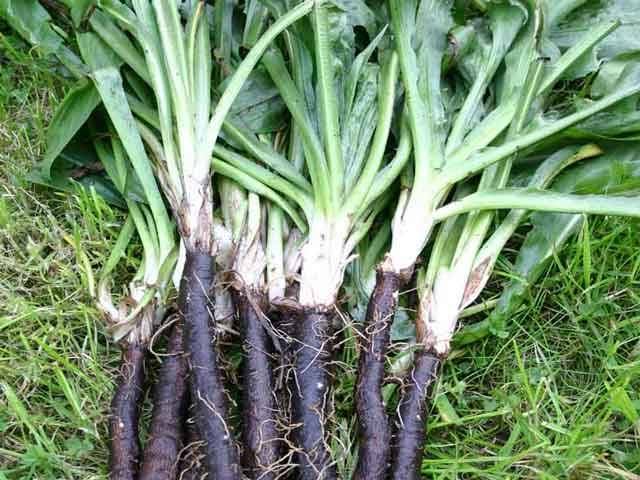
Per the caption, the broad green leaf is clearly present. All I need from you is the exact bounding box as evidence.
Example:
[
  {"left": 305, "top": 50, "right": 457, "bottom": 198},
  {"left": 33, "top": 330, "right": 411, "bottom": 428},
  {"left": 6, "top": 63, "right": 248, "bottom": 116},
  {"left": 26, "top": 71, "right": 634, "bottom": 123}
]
[
  {"left": 59, "top": 0, "right": 97, "bottom": 27},
  {"left": 343, "top": 64, "right": 379, "bottom": 191},
  {"left": 496, "top": 1, "right": 537, "bottom": 104},
  {"left": 443, "top": 62, "right": 640, "bottom": 186},
  {"left": 591, "top": 52, "right": 640, "bottom": 100},
  {"left": 312, "top": 3, "right": 346, "bottom": 205},
  {"left": 0, "top": 0, "right": 60, "bottom": 51},
  {"left": 545, "top": 0, "right": 588, "bottom": 27},
  {"left": 213, "top": 0, "right": 236, "bottom": 83},
  {"left": 263, "top": 46, "right": 331, "bottom": 211},
  {"left": 344, "top": 26, "right": 386, "bottom": 116},
  {"left": 553, "top": 143, "right": 640, "bottom": 195},
  {"left": 331, "top": 0, "right": 376, "bottom": 37},
  {"left": 0, "top": 0, "right": 85, "bottom": 77},
  {"left": 203, "top": 0, "right": 317, "bottom": 180},
  {"left": 77, "top": 31, "right": 173, "bottom": 253},
  {"left": 243, "top": 0, "right": 269, "bottom": 47},
  {"left": 448, "top": 2, "right": 526, "bottom": 152},
  {"left": 565, "top": 110, "right": 640, "bottom": 142},
  {"left": 390, "top": 308, "right": 415, "bottom": 341},
  {"left": 389, "top": 0, "right": 452, "bottom": 183},
  {"left": 42, "top": 78, "right": 101, "bottom": 179},
  {"left": 28, "top": 138, "right": 130, "bottom": 208},
  {"left": 415, "top": 0, "right": 453, "bottom": 166},
  {"left": 89, "top": 9, "right": 151, "bottom": 84},
  {"left": 550, "top": 0, "right": 640, "bottom": 76},
  {"left": 226, "top": 67, "right": 288, "bottom": 133}
]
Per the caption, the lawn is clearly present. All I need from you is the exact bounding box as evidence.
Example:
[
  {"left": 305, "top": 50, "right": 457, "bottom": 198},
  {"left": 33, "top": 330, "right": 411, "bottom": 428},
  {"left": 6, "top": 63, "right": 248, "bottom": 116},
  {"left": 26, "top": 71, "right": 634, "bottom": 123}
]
[{"left": 1, "top": 26, "right": 639, "bottom": 480}]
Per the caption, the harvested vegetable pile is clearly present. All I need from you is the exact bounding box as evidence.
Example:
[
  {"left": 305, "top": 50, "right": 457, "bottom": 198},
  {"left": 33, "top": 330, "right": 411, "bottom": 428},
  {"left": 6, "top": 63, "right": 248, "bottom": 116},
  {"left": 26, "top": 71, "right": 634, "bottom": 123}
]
[{"left": 1, "top": 0, "right": 640, "bottom": 479}]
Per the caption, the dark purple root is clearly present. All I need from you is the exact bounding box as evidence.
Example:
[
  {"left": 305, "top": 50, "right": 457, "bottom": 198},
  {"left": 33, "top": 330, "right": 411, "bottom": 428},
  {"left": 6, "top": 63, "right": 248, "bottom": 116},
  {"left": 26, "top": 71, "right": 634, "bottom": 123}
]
[
  {"left": 292, "top": 309, "right": 337, "bottom": 480},
  {"left": 353, "top": 269, "right": 401, "bottom": 480},
  {"left": 271, "top": 298, "right": 300, "bottom": 479},
  {"left": 274, "top": 284, "right": 299, "bottom": 408},
  {"left": 390, "top": 349, "right": 440, "bottom": 480},
  {"left": 180, "top": 250, "right": 240, "bottom": 480},
  {"left": 109, "top": 340, "right": 146, "bottom": 480},
  {"left": 233, "top": 288, "right": 281, "bottom": 479},
  {"left": 140, "top": 321, "right": 189, "bottom": 480}
]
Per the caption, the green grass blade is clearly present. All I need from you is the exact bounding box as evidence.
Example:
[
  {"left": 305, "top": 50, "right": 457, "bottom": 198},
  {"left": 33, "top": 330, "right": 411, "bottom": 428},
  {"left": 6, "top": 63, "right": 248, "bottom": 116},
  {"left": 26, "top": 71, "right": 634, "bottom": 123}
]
[
  {"left": 0, "top": 0, "right": 86, "bottom": 78},
  {"left": 99, "top": 214, "right": 136, "bottom": 281}
]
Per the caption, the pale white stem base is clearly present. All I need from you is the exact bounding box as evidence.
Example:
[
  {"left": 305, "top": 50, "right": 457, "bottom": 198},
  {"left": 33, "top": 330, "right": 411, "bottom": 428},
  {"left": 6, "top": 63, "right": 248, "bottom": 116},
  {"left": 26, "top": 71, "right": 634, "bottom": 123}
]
[
  {"left": 388, "top": 191, "right": 435, "bottom": 274},
  {"left": 298, "top": 215, "right": 352, "bottom": 308},
  {"left": 232, "top": 195, "right": 266, "bottom": 289},
  {"left": 180, "top": 175, "right": 215, "bottom": 254},
  {"left": 419, "top": 246, "right": 477, "bottom": 356},
  {"left": 97, "top": 280, "right": 158, "bottom": 344}
]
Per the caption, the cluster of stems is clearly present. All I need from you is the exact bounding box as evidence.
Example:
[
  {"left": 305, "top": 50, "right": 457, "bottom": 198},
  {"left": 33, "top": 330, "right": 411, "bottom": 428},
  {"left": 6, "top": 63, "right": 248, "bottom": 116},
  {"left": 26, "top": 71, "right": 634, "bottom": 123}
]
[{"left": 4, "top": 0, "right": 640, "bottom": 479}]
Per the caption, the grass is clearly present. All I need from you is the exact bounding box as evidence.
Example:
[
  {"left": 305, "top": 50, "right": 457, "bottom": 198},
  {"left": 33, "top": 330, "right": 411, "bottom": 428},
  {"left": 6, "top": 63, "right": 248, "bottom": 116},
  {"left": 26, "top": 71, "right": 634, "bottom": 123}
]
[
  {"left": 420, "top": 215, "right": 640, "bottom": 479},
  {"left": 0, "top": 29, "right": 126, "bottom": 480},
  {"left": 328, "top": 215, "right": 640, "bottom": 479},
  {"left": 1, "top": 27, "right": 639, "bottom": 480}
]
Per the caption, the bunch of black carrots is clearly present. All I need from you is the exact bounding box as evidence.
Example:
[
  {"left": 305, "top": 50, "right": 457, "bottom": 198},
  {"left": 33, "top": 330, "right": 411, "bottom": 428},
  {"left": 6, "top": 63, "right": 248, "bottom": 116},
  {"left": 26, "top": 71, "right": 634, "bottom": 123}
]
[{"left": 4, "top": 0, "right": 640, "bottom": 478}]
